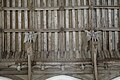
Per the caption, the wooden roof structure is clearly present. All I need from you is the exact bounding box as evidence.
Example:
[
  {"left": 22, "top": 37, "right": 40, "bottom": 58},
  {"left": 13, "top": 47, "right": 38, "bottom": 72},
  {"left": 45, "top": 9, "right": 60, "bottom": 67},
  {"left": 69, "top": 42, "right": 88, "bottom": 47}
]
[{"left": 0, "top": 0, "right": 120, "bottom": 80}]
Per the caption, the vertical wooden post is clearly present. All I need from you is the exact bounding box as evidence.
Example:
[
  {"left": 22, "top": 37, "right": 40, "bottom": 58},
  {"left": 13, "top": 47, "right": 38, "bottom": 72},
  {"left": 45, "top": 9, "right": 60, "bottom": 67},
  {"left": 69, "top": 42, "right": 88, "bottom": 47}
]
[
  {"left": 24, "top": 32, "right": 37, "bottom": 80},
  {"left": 26, "top": 43, "right": 32, "bottom": 80},
  {"left": 92, "top": 39, "right": 98, "bottom": 80},
  {"left": 89, "top": 0, "right": 98, "bottom": 80},
  {"left": 27, "top": 0, "right": 34, "bottom": 79}
]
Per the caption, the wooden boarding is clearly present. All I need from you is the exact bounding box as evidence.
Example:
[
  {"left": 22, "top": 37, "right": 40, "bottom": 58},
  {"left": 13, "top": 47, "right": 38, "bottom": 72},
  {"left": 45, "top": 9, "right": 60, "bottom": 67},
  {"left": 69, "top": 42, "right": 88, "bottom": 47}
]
[{"left": 0, "top": 0, "right": 120, "bottom": 79}]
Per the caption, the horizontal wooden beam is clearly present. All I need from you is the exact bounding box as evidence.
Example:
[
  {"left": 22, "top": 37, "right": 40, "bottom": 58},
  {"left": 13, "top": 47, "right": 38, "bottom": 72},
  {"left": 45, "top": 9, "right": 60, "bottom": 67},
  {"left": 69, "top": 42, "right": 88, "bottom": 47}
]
[
  {"left": 1, "top": 6, "right": 120, "bottom": 11},
  {"left": 0, "top": 58, "right": 120, "bottom": 64},
  {"left": 33, "top": 68, "right": 120, "bottom": 74},
  {"left": 33, "top": 69, "right": 93, "bottom": 74},
  {"left": 0, "top": 68, "right": 120, "bottom": 75},
  {"left": 0, "top": 59, "right": 27, "bottom": 62},
  {"left": 3, "top": 28, "right": 120, "bottom": 32},
  {"left": 0, "top": 70, "right": 28, "bottom": 75},
  {"left": 36, "top": 61, "right": 92, "bottom": 65}
]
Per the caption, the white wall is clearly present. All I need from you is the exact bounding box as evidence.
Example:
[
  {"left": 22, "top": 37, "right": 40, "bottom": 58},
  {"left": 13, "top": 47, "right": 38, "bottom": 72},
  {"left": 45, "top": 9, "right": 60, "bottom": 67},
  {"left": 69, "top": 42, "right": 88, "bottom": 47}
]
[
  {"left": 0, "top": 76, "right": 12, "bottom": 80},
  {"left": 46, "top": 75, "right": 81, "bottom": 80},
  {"left": 112, "top": 77, "right": 120, "bottom": 80}
]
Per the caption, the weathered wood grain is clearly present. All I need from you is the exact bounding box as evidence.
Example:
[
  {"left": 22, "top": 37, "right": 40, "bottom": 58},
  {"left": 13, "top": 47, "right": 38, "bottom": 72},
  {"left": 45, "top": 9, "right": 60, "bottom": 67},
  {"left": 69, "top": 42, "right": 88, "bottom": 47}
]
[
  {"left": 108, "top": 0, "right": 114, "bottom": 58},
  {"left": 83, "top": 0, "right": 88, "bottom": 59},
  {"left": 1, "top": 0, "right": 4, "bottom": 58},
  {"left": 72, "top": 0, "right": 76, "bottom": 58},
  {"left": 59, "top": 0, "right": 65, "bottom": 58},
  {"left": 96, "top": 0, "right": 102, "bottom": 53},
  {"left": 65, "top": 0, "right": 70, "bottom": 59},
  {"left": 102, "top": 0, "right": 107, "bottom": 52},
  {"left": 108, "top": 0, "right": 112, "bottom": 50},
  {"left": 77, "top": 0, "right": 82, "bottom": 59},
  {"left": 37, "top": 0, "right": 41, "bottom": 59},
  {"left": 24, "top": 0, "right": 28, "bottom": 51},
  {"left": 18, "top": 0, "right": 22, "bottom": 52},
  {"left": 48, "top": 0, "right": 52, "bottom": 59},
  {"left": 6, "top": 0, "right": 10, "bottom": 54},
  {"left": 1, "top": 0, "right": 120, "bottom": 61},
  {"left": 12, "top": 0, "right": 16, "bottom": 52},
  {"left": 43, "top": 0, "right": 47, "bottom": 59},
  {"left": 114, "top": 0, "right": 118, "bottom": 51}
]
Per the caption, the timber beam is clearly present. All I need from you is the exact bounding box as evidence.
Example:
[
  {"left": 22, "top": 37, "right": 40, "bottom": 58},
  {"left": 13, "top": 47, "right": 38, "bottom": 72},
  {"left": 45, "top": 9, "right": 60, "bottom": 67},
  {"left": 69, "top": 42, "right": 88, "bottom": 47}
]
[
  {"left": 2, "top": 28, "right": 120, "bottom": 33},
  {"left": 1, "top": 6, "right": 120, "bottom": 11}
]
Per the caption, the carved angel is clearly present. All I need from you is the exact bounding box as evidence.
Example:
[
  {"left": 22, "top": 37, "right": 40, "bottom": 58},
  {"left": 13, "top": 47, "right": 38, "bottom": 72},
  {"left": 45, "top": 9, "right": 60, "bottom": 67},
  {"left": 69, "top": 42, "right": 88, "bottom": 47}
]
[
  {"left": 85, "top": 30, "right": 101, "bottom": 42},
  {"left": 24, "top": 32, "right": 37, "bottom": 43}
]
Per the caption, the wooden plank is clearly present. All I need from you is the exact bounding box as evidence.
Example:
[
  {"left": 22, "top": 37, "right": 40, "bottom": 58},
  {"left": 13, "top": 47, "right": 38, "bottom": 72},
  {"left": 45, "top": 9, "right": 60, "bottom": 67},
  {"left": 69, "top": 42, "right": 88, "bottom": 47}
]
[
  {"left": 12, "top": 0, "right": 16, "bottom": 53},
  {"left": 43, "top": 0, "right": 47, "bottom": 59},
  {"left": 114, "top": 0, "right": 118, "bottom": 51},
  {"left": 108, "top": 0, "right": 112, "bottom": 51},
  {"left": 59, "top": 0, "right": 65, "bottom": 58},
  {"left": 65, "top": 0, "right": 70, "bottom": 59},
  {"left": 96, "top": 0, "right": 102, "bottom": 53},
  {"left": 77, "top": 0, "right": 82, "bottom": 59},
  {"left": 72, "top": 0, "right": 76, "bottom": 58},
  {"left": 37, "top": 0, "right": 41, "bottom": 58},
  {"left": 54, "top": 0, "right": 58, "bottom": 60},
  {"left": 48, "top": 0, "right": 52, "bottom": 59},
  {"left": 69, "top": 0, "right": 73, "bottom": 59},
  {"left": 29, "top": 0, "right": 34, "bottom": 29},
  {"left": 33, "top": 0, "right": 37, "bottom": 52},
  {"left": 102, "top": 0, "right": 107, "bottom": 51},
  {"left": 1, "top": 0, "right": 4, "bottom": 58},
  {"left": 108, "top": 0, "right": 113, "bottom": 58},
  {"left": 18, "top": 0, "right": 22, "bottom": 52},
  {"left": 83, "top": 0, "right": 88, "bottom": 59},
  {"left": 51, "top": 0, "right": 55, "bottom": 60},
  {"left": 6, "top": 0, "right": 10, "bottom": 54},
  {"left": 24, "top": 0, "right": 28, "bottom": 52}
]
